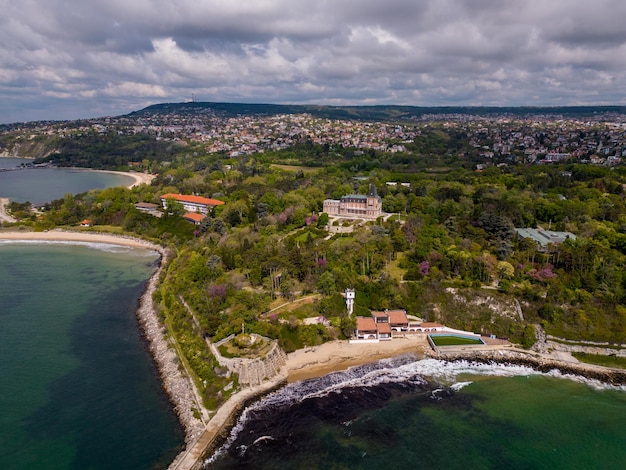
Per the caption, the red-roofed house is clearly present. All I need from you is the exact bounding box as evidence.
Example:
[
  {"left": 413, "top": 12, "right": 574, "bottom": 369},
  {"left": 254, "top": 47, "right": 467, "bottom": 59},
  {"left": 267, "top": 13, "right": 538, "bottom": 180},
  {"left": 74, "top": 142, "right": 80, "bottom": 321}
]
[
  {"left": 160, "top": 193, "right": 225, "bottom": 215},
  {"left": 183, "top": 212, "right": 206, "bottom": 225},
  {"left": 376, "top": 321, "right": 392, "bottom": 340},
  {"left": 372, "top": 311, "right": 389, "bottom": 324},
  {"left": 370, "top": 309, "right": 409, "bottom": 333},
  {"left": 356, "top": 317, "right": 378, "bottom": 340},
  {"left": 356, "top": 314, "right": 393, "bottom": 340},
  {"left": 387, "top": 309, "right": 409, "bottom": 331}
]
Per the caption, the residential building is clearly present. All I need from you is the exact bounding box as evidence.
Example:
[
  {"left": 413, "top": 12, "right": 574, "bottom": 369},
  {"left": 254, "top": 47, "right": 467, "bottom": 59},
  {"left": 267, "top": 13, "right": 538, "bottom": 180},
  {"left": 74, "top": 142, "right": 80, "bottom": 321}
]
[
  {"left": 355, "top": 309, "right": 409, "bottom": 340},
  {"left": 356, "top": 317, "right": 378, "bottom": 340},
  {"left": 514, "top": 228, "right": 576, "bottom": 247},
  {"left": 135, "top": 202, "right": 159, "bottom": 213},
  {"left": 407, "top": 322, "right": 444, "bottom": 333}
]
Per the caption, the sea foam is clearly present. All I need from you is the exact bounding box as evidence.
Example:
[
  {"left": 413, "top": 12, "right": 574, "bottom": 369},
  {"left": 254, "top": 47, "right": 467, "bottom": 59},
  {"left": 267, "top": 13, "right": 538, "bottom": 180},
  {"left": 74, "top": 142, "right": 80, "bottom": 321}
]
[{"left": 206, "top": 355, "right": 625, "bottom": 464}]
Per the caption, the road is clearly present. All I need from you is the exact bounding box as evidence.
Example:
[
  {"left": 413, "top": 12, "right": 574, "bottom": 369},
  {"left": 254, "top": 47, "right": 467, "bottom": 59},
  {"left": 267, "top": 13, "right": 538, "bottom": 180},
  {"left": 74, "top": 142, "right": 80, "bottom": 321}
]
[{"left": 0, "top": 198, "right": 16, "bottom": 223}]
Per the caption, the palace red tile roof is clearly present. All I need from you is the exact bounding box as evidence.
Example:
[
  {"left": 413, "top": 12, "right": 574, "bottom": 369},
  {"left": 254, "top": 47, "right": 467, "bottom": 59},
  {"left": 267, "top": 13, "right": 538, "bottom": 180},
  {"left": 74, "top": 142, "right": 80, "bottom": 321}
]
[
  {"left": 161, "top": 193, "right": 225, "bottom": 206},
  {"left": 377, "top": 322, "right": 392, "bottom": 334}
]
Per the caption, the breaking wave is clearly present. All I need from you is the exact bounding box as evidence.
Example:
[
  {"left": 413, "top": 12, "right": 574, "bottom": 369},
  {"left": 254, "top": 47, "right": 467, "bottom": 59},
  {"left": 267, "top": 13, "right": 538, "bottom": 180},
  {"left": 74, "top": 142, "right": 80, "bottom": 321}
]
[
  {"left": 0, "top": 239, "right": 156, "bottom": 255},
  {"left": 207, "top": 355, "right": 625, "bottom": 465}
]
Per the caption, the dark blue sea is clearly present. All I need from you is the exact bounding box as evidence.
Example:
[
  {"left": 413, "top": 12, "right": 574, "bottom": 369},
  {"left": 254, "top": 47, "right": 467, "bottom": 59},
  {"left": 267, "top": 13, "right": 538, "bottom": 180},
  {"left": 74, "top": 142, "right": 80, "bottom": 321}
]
[
  {"left": 207, "top": 356, "right": 626, "bottom": 469},
  {"left": 0, "top": 242, "right": 184, "bottom": 469}
]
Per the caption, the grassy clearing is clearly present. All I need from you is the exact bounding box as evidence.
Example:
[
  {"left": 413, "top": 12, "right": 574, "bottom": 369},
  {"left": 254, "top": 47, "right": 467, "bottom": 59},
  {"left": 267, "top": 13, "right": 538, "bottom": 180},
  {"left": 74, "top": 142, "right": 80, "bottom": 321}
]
[
  {"left": 266, "top": 295, "right": 320, "bottom": 318},
  {"left": 270, "top": 164, "right": 321, "bottom": 174},
  {"left": 218, "top": 335, "right": 274, "bottom": 359},
  {"left": 571, "top": 352, "right": 626, "bottom": 370},
  {"left": 386, "top": 251, "right": 407, "bottom": 282},
  {"left": 73, "top": 225, "right": 124, "bottom": 234}
]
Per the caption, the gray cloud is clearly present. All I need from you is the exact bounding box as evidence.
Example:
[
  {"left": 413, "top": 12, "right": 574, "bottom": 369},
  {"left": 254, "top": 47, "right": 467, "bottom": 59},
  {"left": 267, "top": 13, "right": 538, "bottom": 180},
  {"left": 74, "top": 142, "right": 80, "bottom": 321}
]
[{"left": 1, "top": 0, "right": 625, "bottom": 123}]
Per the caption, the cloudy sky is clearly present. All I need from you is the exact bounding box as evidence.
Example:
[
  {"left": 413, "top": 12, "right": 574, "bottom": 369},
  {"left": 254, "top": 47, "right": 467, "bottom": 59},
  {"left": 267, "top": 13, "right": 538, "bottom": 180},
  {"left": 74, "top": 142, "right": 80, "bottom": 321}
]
[{"left": 2, "top": 0, "right": 626, "bottom": 123}]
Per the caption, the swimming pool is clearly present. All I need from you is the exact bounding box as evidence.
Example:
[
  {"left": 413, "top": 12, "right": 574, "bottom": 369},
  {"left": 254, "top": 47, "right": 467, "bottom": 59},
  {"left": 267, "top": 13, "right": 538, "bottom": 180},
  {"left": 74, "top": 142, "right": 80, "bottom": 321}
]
[{"left": 428, "top": 333, "right": 485, "bottom": 347}]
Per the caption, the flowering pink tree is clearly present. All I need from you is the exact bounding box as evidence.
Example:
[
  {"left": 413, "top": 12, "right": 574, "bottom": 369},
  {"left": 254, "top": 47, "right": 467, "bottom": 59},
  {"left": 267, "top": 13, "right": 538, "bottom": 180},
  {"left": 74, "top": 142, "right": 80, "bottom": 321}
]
[
  {"left": 527, "top": 264, "right": 558, "bottom": 282},
  {"left": 419, "top": 261, "right": 430, "bottom": 276}
]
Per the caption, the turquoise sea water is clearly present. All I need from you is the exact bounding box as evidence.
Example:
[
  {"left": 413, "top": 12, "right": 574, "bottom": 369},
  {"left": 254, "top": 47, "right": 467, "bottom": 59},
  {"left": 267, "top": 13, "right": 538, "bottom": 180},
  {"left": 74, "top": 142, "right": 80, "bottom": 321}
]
[
  {"left": 0, "top": 243, "right": 184, "bottom": 469},
  {"left": 0, "top": 158, "right": 133, "bottom": 204},
  {"left": 209, "top": 357, "right": 626, "bottom": 469}
]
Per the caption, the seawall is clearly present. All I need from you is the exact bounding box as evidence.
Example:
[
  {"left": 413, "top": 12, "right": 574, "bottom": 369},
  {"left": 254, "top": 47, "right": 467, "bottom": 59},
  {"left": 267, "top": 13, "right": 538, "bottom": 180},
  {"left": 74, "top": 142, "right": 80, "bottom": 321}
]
[{"left": 431, "top": 348, "right": 626, "bottom": 386}]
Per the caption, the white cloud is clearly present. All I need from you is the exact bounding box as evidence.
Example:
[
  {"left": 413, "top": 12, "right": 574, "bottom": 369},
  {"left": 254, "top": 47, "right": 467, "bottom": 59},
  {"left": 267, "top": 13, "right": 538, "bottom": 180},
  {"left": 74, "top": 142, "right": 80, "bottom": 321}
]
[
  {"left": 1, "top": 0, "right": 626, "bottom": 122},
  {"left": 102, "top": 81, "right": 167, "bottom": 98}
]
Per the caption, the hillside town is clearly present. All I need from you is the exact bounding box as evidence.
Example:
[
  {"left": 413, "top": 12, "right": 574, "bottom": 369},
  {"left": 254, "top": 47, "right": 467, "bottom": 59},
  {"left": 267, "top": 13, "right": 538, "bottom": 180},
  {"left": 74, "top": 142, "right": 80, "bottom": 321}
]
[{"left": 2, "top": 106, "right": 626, "bottom": 168}]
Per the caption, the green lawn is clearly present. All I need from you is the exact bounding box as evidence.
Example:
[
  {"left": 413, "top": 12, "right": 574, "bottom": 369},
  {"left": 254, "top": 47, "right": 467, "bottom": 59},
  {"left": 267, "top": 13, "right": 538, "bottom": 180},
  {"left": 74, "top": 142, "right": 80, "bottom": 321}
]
[{"left": 571, "top": 352, "right": 626, "bottom": 370}]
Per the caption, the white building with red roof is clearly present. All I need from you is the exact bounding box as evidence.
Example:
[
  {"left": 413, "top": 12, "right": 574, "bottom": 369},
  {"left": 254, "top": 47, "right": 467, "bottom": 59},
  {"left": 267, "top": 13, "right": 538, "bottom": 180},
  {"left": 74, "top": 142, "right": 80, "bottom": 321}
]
[
  {"left": 183, "top": 212, "right": 206, "bottom": 225},
  {"left": 160, "top": 193, "right": 225, "bottom": 215},
  {"left": 356, "top": 317, "right": 378, "bottom": 340}
]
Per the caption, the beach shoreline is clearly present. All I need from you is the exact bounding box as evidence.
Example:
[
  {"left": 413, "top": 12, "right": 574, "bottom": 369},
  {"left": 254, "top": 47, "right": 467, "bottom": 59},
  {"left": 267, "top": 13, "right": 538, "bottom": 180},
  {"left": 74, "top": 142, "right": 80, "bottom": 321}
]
[
  {"left": 0, "top": 228, "right": 157, "bottom": 248},
  {"left": 193, "top": 344, "right": 626, "bottom": 468},
  {"left": 0, "top": 230, "right": 208, "bottom": 455},
  {"left": 2, "top": 230, "right": 625, "bottom": 470},
  {"left": 84, "top": 168, "right": 156, "bottom": 188}
]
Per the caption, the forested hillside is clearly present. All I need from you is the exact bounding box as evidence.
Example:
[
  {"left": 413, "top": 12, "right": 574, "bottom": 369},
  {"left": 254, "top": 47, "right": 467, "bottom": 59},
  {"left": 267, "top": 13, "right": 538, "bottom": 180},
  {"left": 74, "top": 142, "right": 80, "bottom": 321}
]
[{"left": 3, "top": 110, "right": 626, "bottom": 407}]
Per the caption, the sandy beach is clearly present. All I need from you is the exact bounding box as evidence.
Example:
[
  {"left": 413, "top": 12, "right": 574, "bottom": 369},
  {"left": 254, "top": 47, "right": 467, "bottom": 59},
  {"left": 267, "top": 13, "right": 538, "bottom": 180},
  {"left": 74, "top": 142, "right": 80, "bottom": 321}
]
[
  {"left": 0, "top": 229, "right": 157, "bottom": 249},
  {"left": 284, "top": 336, "right": 431, "bottom": 382},
  {"left": 87, "top": 169, "right": 156, "bottom": 188}
]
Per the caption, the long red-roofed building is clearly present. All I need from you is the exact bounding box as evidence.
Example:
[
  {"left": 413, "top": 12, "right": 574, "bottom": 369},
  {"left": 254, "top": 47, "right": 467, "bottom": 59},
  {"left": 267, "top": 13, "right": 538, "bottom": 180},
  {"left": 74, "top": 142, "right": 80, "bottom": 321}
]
[{"left": 160, "top": 193, "right": 225, "bottom": 215}]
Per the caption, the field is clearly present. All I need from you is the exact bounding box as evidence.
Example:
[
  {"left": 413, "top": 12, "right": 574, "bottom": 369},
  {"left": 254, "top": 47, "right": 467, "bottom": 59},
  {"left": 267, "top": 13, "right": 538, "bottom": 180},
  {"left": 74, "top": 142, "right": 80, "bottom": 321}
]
[{"left": 270, "top": 164, "right": 321, "bottom": 174}]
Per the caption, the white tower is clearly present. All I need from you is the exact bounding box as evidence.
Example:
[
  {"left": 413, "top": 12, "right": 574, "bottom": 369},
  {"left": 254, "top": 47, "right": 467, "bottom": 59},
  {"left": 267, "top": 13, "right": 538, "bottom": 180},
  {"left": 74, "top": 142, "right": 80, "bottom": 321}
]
[{"left": 345, "top": 288, "right": 355, "bottom": 316}]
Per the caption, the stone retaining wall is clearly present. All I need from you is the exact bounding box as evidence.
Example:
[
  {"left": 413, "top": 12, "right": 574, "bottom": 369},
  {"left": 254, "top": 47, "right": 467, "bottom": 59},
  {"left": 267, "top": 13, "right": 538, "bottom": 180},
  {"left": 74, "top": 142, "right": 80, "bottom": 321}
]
[{"left": 211, "top": 335, "right": 287, "bottom": 387}]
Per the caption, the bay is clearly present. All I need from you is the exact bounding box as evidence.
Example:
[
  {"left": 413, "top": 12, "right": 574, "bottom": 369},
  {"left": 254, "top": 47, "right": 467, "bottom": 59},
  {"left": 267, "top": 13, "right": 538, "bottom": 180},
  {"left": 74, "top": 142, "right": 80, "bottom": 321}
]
[
  {"left": 0, "top": 243, "right": 184, "bottom": 469},
  {"left": 0, "top": 158, "right": 33, "bottom": 169},
  {"left": 208, "top": 357, "right": 626, "bottom": 469},
  {"left": 0, "top": 159, "right": 134, "bottom": 204}
]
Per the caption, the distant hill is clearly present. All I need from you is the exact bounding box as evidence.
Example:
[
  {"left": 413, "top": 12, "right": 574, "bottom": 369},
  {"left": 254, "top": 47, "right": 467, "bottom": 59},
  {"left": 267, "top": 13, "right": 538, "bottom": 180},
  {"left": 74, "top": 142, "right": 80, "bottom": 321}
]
[{"left": 127, "top": 101, "right": 626, "bottom": 122}]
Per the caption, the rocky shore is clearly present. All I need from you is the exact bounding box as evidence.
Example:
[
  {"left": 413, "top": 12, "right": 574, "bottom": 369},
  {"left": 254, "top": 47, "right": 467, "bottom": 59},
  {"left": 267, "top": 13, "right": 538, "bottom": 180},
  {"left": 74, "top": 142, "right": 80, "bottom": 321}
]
[{"left": 133, "top": 246, "right": 208, "bottom": 453}]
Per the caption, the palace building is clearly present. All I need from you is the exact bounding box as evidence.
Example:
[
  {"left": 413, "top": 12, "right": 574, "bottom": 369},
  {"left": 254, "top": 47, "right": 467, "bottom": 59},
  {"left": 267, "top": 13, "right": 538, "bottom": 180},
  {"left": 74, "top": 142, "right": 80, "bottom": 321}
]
[{"left": 323, "top": 184, "right": 382, "bottom": 219}]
